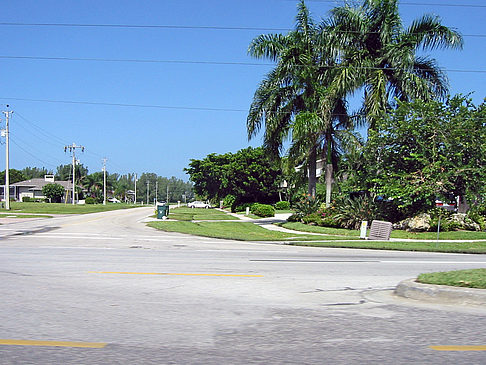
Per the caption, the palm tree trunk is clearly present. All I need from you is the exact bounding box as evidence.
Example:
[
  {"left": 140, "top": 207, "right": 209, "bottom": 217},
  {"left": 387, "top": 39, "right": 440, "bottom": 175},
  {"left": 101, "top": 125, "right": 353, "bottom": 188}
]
[
  {"left": 325, "top": 163, "right": 332, "bottom": 207},
  {"left": 325, "top": 135, "right": 333, "bottom": 207},
  {"left": 308, "top": 147, "right": 317, "bottom": 197}
]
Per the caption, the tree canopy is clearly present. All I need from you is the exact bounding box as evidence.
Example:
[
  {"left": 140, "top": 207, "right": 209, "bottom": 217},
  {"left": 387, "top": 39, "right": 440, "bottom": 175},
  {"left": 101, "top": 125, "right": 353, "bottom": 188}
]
[
  {"left": 185, "top": 147, "right": 282, "bottom": 204},
  {"left": 358, "top": 95, "right": 486, "bottom": 213}
]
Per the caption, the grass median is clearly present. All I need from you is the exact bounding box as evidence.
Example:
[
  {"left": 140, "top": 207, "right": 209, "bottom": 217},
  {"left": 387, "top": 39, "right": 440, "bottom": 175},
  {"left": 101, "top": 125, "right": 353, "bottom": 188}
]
[
  {"left": 282, "top": 222, "right": 486, "bottom": 240},
  {"left": 168, "top": 207, "right": 238, "bottom": 221},
  {"left": 147, "top": 221, "right": 359, "bottom": 241},
  {"left": 0, "top": 202, "right": 140, "bottom": 214},
  {"left": 417, "top": 269, "right": 486, "bottom": 289}
]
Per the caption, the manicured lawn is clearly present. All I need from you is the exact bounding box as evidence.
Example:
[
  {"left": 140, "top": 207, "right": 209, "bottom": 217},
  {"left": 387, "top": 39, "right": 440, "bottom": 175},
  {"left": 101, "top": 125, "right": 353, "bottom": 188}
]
[
  {"left": 289, "top": 240, "right": 486, "bottom": 254},
  {"left": 147, "top": 221, "right": 358, "bottom": 241},
  {"left": 282, "top": 222, "right": 486, "bottom": 240},
  {"left": 281, "top": 222, "right": 360, "bottom": 236},
  {"left": 0, "top": 202, "right": 139, "bottom": 214},
  {"left": 168, "top": 207, "right": 238, "bottom": 221},
  {"left": 417, "top": 269, "right": 486, "bottom": 289}
]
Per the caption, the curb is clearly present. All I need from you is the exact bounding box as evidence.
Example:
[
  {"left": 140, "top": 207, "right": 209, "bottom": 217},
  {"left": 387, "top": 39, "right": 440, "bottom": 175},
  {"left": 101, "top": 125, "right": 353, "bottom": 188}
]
[{"left": 395, "top": 278, "right": 486, "bottom": 306}]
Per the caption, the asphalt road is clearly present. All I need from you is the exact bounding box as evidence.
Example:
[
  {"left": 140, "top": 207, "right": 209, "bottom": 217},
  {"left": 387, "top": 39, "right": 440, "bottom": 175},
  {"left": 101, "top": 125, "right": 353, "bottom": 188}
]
[{"left": 0, "top": 207, "right": 485, "bottom": 364}]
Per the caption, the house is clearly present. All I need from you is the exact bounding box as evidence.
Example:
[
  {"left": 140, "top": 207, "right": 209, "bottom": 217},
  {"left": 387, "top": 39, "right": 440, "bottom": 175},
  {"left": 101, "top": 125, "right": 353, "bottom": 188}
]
[{"left": 9, "top": 175, "right": 73, "bottom": 202}]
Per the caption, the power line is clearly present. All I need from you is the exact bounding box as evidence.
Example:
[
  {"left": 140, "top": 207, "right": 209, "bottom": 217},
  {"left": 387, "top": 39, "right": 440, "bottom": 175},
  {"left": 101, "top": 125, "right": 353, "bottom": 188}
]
[
  {"left": 0, "top": 56, "right": 484, "bottom": 73},
  {"left": 9, "top": 138, "right": 57, "bottom": 169},
  {"left": 0, "top": 55, "right": 273, "bottom": 66},
  {"left": 0, "top": 21, "right": 484, "bottom": 36},
  {"left": 0, "top": 97, "right": 249, "bottom": 113},
  {"left": 303, "top": 0, "right": 486, "bottom": 8}
]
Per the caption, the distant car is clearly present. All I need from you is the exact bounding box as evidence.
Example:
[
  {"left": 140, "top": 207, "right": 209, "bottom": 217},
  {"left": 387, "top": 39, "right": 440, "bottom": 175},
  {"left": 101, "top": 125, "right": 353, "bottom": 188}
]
[{"left": 187, "top": 201, "right": 211, "bottom": 209}]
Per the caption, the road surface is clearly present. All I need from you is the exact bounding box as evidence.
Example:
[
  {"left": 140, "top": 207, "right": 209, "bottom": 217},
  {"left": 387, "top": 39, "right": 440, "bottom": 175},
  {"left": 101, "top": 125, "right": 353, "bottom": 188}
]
[{"left": 0, "top": 207, "right": 485, "bottom": 364}]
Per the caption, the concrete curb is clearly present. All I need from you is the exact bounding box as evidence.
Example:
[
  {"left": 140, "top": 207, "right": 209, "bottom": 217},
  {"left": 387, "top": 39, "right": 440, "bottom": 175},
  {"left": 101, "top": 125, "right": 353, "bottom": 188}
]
[{"left": 395, "top": 278, "right": 486, "bottom": 306}]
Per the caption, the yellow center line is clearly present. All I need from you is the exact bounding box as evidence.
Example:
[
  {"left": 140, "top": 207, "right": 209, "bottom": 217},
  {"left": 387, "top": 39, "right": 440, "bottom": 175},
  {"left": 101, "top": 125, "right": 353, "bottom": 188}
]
[
  {"left": 0, "top": 339, "right": 107, "bottom": 348},
  {"left": 89, "top": 271, "right": 263, "bottom": 277},
  {"left": 430, "top": 346, "right": 486, "bottom": 351}
]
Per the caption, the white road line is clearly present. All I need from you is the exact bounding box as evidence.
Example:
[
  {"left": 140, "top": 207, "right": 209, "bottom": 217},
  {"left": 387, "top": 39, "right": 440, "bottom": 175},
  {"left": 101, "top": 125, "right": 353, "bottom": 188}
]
[
  {"left": 382, "top": 261, "right": 486, "bottom": 264},
  {"left": 18, "top": 235, "right": 123, "bottom": 240}
]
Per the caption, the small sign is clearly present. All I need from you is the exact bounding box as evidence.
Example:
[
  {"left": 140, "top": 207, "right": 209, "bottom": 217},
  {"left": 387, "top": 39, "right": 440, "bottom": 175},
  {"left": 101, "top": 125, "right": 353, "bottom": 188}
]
[{"left": 360, "top": 221, "right": 368, "bottom": 239}]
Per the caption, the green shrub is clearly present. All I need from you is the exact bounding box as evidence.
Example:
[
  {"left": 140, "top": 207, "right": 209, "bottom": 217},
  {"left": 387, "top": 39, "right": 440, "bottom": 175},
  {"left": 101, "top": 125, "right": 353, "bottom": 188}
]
[
  {"left": 85, "top": 197, "right": 96, "bottom": 204},
  {"left": 287, "top": 213, "right": 301, "bottom": 222},
  {"left": 252, "top": 203, "right": 275, "bottom": 218},
  {"left": 293, "top": 194, "right": 320, "bottom": 216},
  {"left": 22, "top": 196, "right": 32, "bottom": 202},
  {"left": 234, "top": 202, "right": 254, "bottom": 212},
  {"left": 223, "top": 194, "right": 236, "bottom": 211},
  {"left": 275, "top": 201, "right": 291, "bottom": 210},
  {"left": 468, "top": 211, "right": 486, "bottom": 231},
  {"left": 302, "top": 212, "right": 321, "bottom": 225},
  {"left": 333, "top": 195, "right": 377, "bottom": 230}
]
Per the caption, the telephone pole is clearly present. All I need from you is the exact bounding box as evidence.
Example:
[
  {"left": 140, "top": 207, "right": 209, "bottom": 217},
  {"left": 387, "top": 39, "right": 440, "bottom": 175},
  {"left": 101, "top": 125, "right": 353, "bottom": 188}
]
[
  {"left": 64, "top": 143, "right": 84, "bottom": 205},
  {"left": 102, "top": 158, "right": 107, "bottom": 205},
  {"left": 155, "top": 180, "right": 158, "bottom": 205},
  {"left": 146, "top": 181, "right": 150, "bottom": 205},
  {"left": 2, "top": 108, "right": 12, "bottom": 210},
  {"left": 134, "top": 173, "right": 137, "bottom": 204}
]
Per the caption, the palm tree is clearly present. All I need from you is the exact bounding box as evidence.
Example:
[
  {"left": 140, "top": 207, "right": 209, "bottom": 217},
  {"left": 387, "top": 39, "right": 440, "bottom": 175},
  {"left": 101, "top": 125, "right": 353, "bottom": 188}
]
[
  {"left": 248, "top": 0, "right": 351, "bottom": 197},
  {"left": 322, "top": 0, "right": 463, "bottom": 129}
]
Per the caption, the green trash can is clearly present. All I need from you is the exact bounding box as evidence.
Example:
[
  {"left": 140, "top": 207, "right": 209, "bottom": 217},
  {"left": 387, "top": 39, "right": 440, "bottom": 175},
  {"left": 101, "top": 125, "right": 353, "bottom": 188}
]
[{"left": 157, "top": 204, "right": 169, "bottom": 219}]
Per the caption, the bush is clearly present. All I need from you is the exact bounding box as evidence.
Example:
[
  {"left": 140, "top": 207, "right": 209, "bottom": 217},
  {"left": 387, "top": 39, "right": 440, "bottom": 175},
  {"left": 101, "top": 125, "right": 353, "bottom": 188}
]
[
  {"left": 293, "top": 194, "right": 320, "bottom": 216},
  {"left": 302, "top": 212, "right": 321, "bottom": 225},
  {"left": 85, "top": 197, "right": 96, "bottom": 204},
  {"left": 234, "top": 202, "right": 255, "bottom": 213},
  {"left": 333, "top": 195, "right": 377, "bottom": 230},
  {"left": 275, "top": 201, "right": 291, "bottom": 210},
  {"left": 252, "top": 203, "right": 275, "bottom": 218},
  {"left": 22, "top": 196, "right": 32, "bottom": 202},
  {"left": 223, "top": 194, "right": 236, "bottom": 211},
  {"left": 287, "top": 213, "right": 301, "bottom": 222}
]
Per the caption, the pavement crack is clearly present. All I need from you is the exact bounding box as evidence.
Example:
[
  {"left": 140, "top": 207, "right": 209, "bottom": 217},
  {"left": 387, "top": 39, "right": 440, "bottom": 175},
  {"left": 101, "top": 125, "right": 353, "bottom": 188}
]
[
  {"left": 321, "top": 300, "right": 366, "bottom": 307},
  {"left": 0, "top": 271, "right": 33, "bottom": 277}
]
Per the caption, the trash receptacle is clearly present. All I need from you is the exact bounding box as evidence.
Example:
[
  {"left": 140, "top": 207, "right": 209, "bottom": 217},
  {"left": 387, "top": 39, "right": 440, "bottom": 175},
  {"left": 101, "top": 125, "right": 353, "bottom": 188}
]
[{"left": 157, "top": 204, "right": 169, "bottom": 219}]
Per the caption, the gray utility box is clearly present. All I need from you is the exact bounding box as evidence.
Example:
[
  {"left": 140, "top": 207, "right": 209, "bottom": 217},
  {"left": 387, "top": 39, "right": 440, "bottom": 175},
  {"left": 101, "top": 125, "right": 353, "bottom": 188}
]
[{"left": 368, "top": 220, "right": 393, "bottom": 240}]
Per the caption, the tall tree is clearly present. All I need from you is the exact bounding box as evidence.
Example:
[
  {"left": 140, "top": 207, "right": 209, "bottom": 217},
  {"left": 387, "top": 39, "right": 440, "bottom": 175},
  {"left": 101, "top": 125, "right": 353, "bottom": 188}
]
[
  {"left": 248, "top": 0, "right": 343, "bottom": 197},
  {"left": 323, "top": 0, "right": 463, "bottom": 129}
]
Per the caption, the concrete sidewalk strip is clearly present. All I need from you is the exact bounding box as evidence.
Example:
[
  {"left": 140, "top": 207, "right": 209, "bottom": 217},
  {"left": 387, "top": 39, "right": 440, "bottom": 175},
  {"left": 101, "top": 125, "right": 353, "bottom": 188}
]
[{"left": 395, "top": 278, "right": 486, "bottom": 306}]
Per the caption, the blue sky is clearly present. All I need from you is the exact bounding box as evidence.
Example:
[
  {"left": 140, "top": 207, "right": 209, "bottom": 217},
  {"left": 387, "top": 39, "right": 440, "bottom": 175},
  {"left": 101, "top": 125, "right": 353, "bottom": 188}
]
[{"left": 0, "top": 0, "right": 484, "bottom": 180}]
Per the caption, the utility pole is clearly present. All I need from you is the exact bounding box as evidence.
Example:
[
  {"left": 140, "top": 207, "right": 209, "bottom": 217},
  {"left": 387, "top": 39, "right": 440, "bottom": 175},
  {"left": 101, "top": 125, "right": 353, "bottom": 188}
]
[
  {"left": 2, "top": 108, "right": 12, "bottom": 210},
  {"left": 155, "top": 180, "right": 158, "bottom": 205},
  {"left": 146, "top": 181, "right": 150, "bottom": 205},
  {"left": 166, "top": 184, "right": 169, "bottom": 204},
  {"left": 102, "top": 158, "right": 107, "bottom": 205},
  {"left": 64, "top": 143, "right": 84, "bottom": 205},
  {"left": 134, "top": 173, "right": 137, "bottom": 204}
]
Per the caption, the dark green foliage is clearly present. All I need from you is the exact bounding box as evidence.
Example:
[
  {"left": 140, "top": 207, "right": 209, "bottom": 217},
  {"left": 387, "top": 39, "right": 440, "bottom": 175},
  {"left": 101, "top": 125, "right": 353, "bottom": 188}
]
[
  {"left": 42, "top": 183, "right": 65, "bottom": 203},
  {"left": 293, "top": 194, "right": 320, "bottom": 217},
  {"left": 344, "top": 96, "right": 486, "bottom": 217},
  {"left": 22, "top": 196, "right": 32, "bottom": 202},
  {"left": 251, "top": 203, "right": 275, "bottom": 218},
  {"left": 21, "top": 167, "right": 51, "bottom": 179},
  {"left": 0, "top": 169, "right": 26, "bottom": 184},
  {"left": 331, "top": 196, "right": 376, "bottom": 230},
  {"left": 185, "top": 147, "right": 282, "bottom": 205},
  {"left": 234, "top": 202, "right": 255, "bottom": 213},
  {"left": 223, "top": 194, "right": 236, "bottom": 211},
  {"left": 85, "top": 197, "right": 96, "bottom": 204},
  {"left": 275, "top": 201, "right": 290, "bottom": 210}
]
